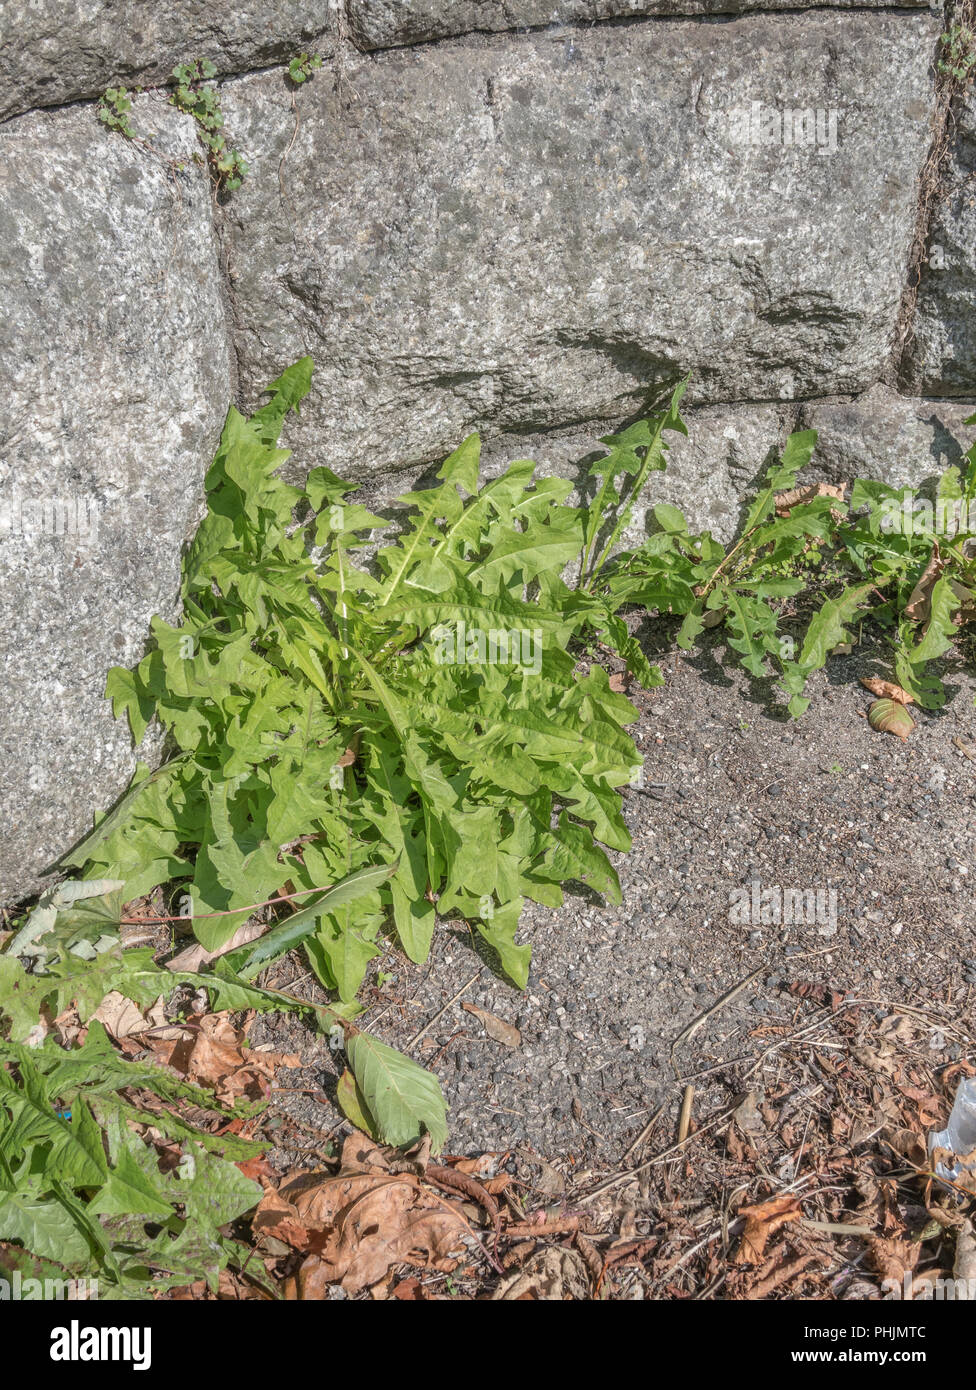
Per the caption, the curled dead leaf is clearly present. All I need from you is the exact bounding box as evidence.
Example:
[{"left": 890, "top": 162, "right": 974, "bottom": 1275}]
[
  {"left": 868, "top": 698, "right": 915, "bottom": 743},
  {"left": 92, "top": 991, "right": 152, "bottom": 1041},
  {"left": 775, "top": 482, "right": 847, "bottom": 516},
  {"left": 860, "top": 677, "right": 914, "bottom": 706},
  {"left": 461, "top": 1002, "right": 521, "bottom": 1048},
  {"left": 146, "top": 1012, "right": 299, "bottom": 1104},
  {"left": 252, "top": 1188, "right": 309, "bottom": 1251},
  {"left": 491, "top": 1247, "right": 590, "bottom": 1301},
  {"left": 905, "top": 545, "right": 944, "bottom": 623},
  {"left": 733, "top": 1195, "right": 802, "bottom": 1265}
]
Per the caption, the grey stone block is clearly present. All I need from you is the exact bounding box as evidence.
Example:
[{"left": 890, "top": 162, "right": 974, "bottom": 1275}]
[
  {"left": 0, "top": 95, "right": 232, "bottom": 900},
  {"left": 219, "top": 11, "right": 937, "bottom": 477}
]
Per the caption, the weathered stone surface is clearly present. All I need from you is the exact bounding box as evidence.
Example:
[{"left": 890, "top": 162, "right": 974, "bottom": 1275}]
[
  {"left": 0, "top": 1, "right": 337, "bottom": 122},
  {"left": 347, "top": 0, "right": 929, "bottom": 51},
  {"left": 800, "top": 386, "right": 976, "bottom": 488},
  {"left": 903, "top": 85, "right": 976, "bottom": 396},
  {"left": 220, "top": 11, "right": 936, "bottom": 478},
  {"left": 0, "top": 95, "right": 232, "bottom": 901}
]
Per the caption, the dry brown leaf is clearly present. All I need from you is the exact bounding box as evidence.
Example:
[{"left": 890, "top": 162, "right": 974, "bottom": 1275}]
[
  {"left": 733, "top": 1090, "right": 766, "bottom": 1135},
  {"left": 274, "top": 1150, "right": 473, "bottom": 1295},
  {"left": 491, "top": 1248, "right": 590, "bottom": 1301},
  {"left": 743, "top": 1252, "right": 817, "bottom": 1300},
  {"left": 339, "top": 1132, "right": 391, "bottom": 1173},
  {"left": 726, "top": 1125, "right": 750, "bottom": 1162},
  {"left": 954, "top": 1221, "right": 976, "bottom": 1283},
  {"left": 868, "top": 698, "right": 915, "bottom": 743},
  {"left": 483, "top": 1173, "right": 514, "bottom": 1196},
  {"left": 294, "top": 1178, "right": 469, "bottom": 1294},
  {"left": 427, "top": 1164, "right": 500, "bottom": 1232},
  {"left": 392, "top": 1276, "right": 430, "bottom": 1300},
  {"left": 338, "top": 1130, "right": 430, "bottom": 1177},
  {"left": 92, "top": 991, "right": 152, "bottom": 1040},
  {"left": 236, "top": 1154, "right": 275, "bottom": 1183},
  {"left": 52, "top": 1007, "right": 83, "bottom": 1048},
  {"left": 461, "top": 1002, "right": 521, "bottom": 1048},
  {"left": 147, "top": 1012, "right": 299, "bottom": 1105},
  {"left": 251, "top": 1188, "right": 309, "bottom": 1251},
  {"left": 775, "top": 482, "right": 846, "bottom": 515},
  {"left": 905, "top": 545, "right": 944, "bottom": 622},
  {"left": 167, "top": 916, "right": 268, "bottom": 973},
  {"left": 883, "top": 1127, "right": 927, "bottom": 1165},
  {"left": 854, "top": 1039, "right": 899, "bottom": 1077},
  {"left": 868, "top": 1235, "right": 920, "bottom": 1286},
  {"left": 733, "top": 1195, "right": 802, "bottom": 1265},
  {"left": 879, "top": 1014, "right": 916, "bottom": 1046},
  {"left": 608, "top": 672, "right": 627, "bottom": 692},
  {"left": 860, "top": 677, "right": 914, "bottom": 706},
  {"left": 574, "top": 1232, "right": 604, "bottom": 1290},
  {"left": 453, "top": 1153, "right": 498, "bottom": 1177},
  {"left": 517, "top": 1148, "right": 565, "bottom": 1196},
  {"left": 170, "top": 1269, "right": 271, "bottom": 1300}
]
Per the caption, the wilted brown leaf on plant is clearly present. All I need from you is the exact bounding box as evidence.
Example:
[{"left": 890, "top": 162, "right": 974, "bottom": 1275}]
[
  {"left": 904, "top": 546, "right": 944, "bottom": 623},
  {"left": 775, "top": 482, "right": 846, "bottom": 516}
]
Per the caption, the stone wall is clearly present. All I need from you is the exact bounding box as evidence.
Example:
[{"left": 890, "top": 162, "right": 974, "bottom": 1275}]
[{"left": 0, "top": 0, "right": 972, "bottom": 900}]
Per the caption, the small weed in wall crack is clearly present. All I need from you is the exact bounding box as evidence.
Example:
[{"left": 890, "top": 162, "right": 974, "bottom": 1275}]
[
  {"left": 938, "top": 22, "right": 976, "bottom": 83},
  {"left": 96, "top": 86, "right": 136, "bottom": 138},
  {"left": 171, "top": 58, "right": 247, "bottom": 191},
  {"left": 288, "top": 52, "right": 323, "bottom": 85}
]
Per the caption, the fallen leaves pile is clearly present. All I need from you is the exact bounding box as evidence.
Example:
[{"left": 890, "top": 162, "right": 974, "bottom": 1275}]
[{"left": 609, "top": 984, "right": 976, "bottom": 1301}]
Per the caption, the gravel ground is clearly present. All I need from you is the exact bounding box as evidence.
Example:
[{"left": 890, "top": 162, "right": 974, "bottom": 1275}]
[{"left": 254, "top": 634, "right": 976, "bottom": 1169}]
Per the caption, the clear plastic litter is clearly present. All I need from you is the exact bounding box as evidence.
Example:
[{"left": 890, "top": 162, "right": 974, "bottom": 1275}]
[{"left": 929, "top": 1076, "right": 976, "bottom": 1189}]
